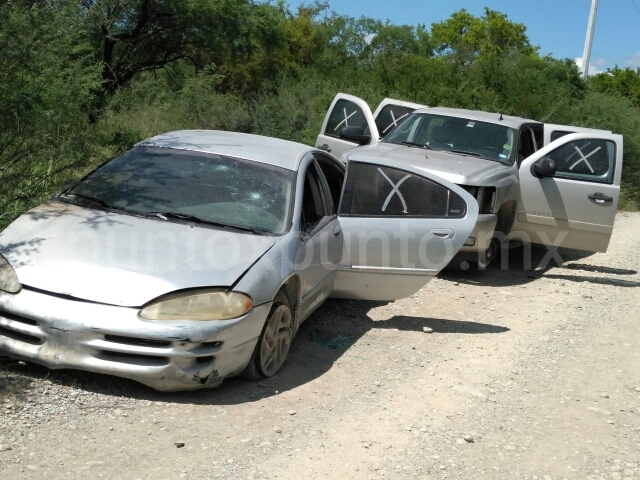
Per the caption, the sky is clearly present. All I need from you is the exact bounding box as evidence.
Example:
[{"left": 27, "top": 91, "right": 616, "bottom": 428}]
[{"left": 291, "top": 0, "right": 640, "bottom": 75}]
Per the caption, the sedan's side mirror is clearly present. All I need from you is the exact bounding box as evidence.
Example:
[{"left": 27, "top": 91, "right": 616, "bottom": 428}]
[
  {"left": 339, "top": 126, "right": 371, "bottom": 145},
  {"left": 532, "top": 157, "right": 557, "bottom": 178}
]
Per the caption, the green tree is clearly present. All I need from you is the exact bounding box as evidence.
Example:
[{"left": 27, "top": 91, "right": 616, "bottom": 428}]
[
  {"left": 277, "top": 1, "right": 333, "bottom": 69},
  {"left": 1, "top": 1, "right": 639, "bottom": 231},
  {"left": 364, "top": 23, "right": 433, "bottom": 63},
  {"left": 0, "top": 0, "right": 100, "bottom": 224},
  {"left": 431, "top": 8, "right": 537, "bottom": 64},
  {"left": 82, "top": 0, "right": 286, "bottom": 94},
  {"left": 589, "top": 67, "right": 640, "bottom": 107}
]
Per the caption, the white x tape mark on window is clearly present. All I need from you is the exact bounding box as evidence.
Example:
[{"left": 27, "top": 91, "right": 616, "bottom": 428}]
[
  {"left": 382, "top": 110, "right": 410, "bottom": 134},
  {"left": 565, "top": 141, "right": 591, "bottom": 164},
  {"left": 378, "top": 168, "right": 411, "bottom": 213},
  {"left": 569, "top": 144, "right": 600, "bottom": 173},
  {"left": 333, "top": 108, "right": 357, "bottom": 132}
]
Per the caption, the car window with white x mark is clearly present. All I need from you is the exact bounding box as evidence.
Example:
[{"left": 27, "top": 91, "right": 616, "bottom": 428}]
[
  {"left": 548, "top": 139, "right": 615, "bottom": 183},
  {"left": 339, "top": 163, "right": 466, "bottom": 218},
  {"left": 326, "top": 100, "right": 369, "bottom": 138}
]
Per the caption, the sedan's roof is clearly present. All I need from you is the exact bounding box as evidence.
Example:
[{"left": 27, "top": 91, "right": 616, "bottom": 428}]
[
  {"left": 138, "top": 130, "right": 314, "bottom": 171},
  {"left": 415, "top": 107, "right": 541, "bottom": 129}
]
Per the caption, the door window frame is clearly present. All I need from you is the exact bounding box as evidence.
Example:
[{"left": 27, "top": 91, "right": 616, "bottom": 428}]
[
  {"left": 323, "top": 99, "right": 370, "bottom": 140},
  {"left": 338, "top": 161, "right": 467, "bottom": 219},
  {"left": 544, "top": 138, "right": 617, "bottom": 185},
  {"left": 529, "top": 126, "right": 543, "bottom": 150},
  {"left": 312, "top": 152, "right": 346, "bottom": 214},
  {"left": 299, "top": 159, "right": 336, "bottom": 240}
]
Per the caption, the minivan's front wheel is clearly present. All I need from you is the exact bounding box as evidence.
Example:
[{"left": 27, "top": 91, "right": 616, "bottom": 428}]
[
  {"left": 242, "top": 292, "right": 293, "bottom": 380},
  {"left": 477, "top": 239, "right": 498, "bottom": 270}
]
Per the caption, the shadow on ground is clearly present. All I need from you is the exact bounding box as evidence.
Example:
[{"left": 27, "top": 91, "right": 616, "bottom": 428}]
[
  {"left": 441, "top": 243, "right": 640, "bottom": 288},
  {"left": 4, "top": 242, "right": 637, "bottom": 404},
  {"left": 0, "top": 299, "right": 509, "bottom": 405}
]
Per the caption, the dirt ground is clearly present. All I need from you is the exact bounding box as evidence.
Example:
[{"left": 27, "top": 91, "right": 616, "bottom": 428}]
[{"left": 1, "top": 212, "right": 639, "bottom": 480}]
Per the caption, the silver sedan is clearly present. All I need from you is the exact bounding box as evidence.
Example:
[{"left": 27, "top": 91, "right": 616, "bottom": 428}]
[{"left": 0, "top": 131, "right": 478, "bottom": 391}]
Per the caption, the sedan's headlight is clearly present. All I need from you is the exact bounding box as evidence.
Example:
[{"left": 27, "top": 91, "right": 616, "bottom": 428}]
[
  {"left": 0, "top": 254, "right": 21, "bottom": 294},
  {"left": 140, "top": 289, "right": 253, "bottom": 321}
]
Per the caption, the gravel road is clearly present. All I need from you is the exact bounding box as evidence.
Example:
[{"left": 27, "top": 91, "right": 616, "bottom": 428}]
[{"left": 1, "top": 212, "right": 639, "bottom": 480}]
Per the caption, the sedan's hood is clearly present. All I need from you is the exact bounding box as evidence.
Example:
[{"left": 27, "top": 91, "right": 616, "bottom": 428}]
[
  {"left": 0, "top": 202, "right": 275, "bottom": 307},
  {"left": 349, "top": 143, "right": 508, "bottom": 184}
]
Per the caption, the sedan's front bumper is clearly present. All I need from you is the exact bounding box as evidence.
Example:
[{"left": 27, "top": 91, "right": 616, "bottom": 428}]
[{"left": 0, "top": 288, "right": 270, "bottom": 391}]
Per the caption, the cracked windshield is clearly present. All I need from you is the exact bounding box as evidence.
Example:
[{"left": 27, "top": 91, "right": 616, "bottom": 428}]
[{"left": 66, "top": 148, "right": 294, "bottom": 234}]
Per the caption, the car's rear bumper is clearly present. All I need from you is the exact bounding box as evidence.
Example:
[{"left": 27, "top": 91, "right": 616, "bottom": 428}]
[
  {"left": 0, "top": 288, "right": 270, "bottom": 391},
  {"left": 458, "top": 214, "right": 498, "bottom": 253}
]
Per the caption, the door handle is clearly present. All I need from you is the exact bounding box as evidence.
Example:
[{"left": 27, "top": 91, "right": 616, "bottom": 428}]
[
  {"left": 333, "top": 225, "right": 342, "bottom": 236},
  {"left": 588, "top": 192, "right": 613, "bottom": 204},
  {"left": 431, "top": 228, "right": 454, "bottom": 239},
  {"left": 317, "top": 144, "right": 332, "bottom": 153}
]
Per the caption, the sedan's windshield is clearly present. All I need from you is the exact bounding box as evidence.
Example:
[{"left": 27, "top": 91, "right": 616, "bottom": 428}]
[
  {"left": 64, "top": 147, "right": 295, "bottom": 235},
  {"left": 384, "top": 113, "right": 517, "bottom": 164}
]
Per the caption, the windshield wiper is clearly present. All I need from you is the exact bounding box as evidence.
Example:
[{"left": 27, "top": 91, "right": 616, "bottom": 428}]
[
  {"left": 388, "top": 140, "right": 432, "bottom": 150},
  {"left": 149, "top": 212, "right": 269, "bottom": 235},
  {"left": 450, "top": 149, "right": 490, "bottom": 160},
  {"left": 61, "top": 192, "right": 116, "bottom": 210}
]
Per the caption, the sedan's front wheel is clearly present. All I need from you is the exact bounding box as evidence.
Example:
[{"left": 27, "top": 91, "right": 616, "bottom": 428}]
[{"left": 242, "top": 292, "right": 293, "bottom": 380}]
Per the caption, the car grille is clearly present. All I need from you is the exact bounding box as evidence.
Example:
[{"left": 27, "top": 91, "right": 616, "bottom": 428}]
[
  {"left": 96, "top": 350, "right": 170, "bottom": 367},
  {"left": 104, "top": 334, "right": 171, "bottom": 348},
  {"left": 0, "top": 310, "right": 44, "bottom": 345},
  {"left": 0, "top": 326, "right": 43, "bottom": 345},
  {"left": 0, "top": 308, "right": 223, "bottom": 370}
]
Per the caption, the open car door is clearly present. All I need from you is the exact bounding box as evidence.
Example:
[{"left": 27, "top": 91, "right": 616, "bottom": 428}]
[
  {"left": 316, "top": 94, "right": 427, "bottom": 159},
  {"left": 316, "top": 93, "right": 378, "bottom": 159},
  {"left": 514, "top": 132, "right": 623, "bottom": 252},
  {"left": 332, "top": 160, "right": 478, "bottom": 300},
  {"left": 373, "top": 98, "right": 427, "bottom": 140},
  {"left": 543, "top": 123, "right": 612, "bottom": 146}
]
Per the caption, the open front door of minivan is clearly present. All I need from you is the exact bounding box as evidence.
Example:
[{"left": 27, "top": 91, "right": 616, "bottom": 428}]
[
  {"left": 515, "top": 132, "right": 623, "bottom": 252},
  {"left": 316, "top": 94, "right": 379, "bottom": 159},
  {"left": 316, "top": 95, "right": 427, "bottom": 160}
]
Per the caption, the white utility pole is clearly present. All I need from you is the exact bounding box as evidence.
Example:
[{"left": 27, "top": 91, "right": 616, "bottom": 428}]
[{"left": 581, "top": 0, "right": 599, "bottom": 79}]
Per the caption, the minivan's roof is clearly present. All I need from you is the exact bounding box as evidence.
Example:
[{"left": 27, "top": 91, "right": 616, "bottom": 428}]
[
  {"left": 138, "top": 130, "right": 314, "bottom": 171},
  {"left": 415, "top": 107, "right": 540, "bottom": 129}
]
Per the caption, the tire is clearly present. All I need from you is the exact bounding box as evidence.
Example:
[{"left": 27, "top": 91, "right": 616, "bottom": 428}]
[
  {"left": 242, "top": 292, "right": 293, "bottom": 380},
  {"left": 449, "top": 239, "right": 498, "bottom": 271},
  {"left": 477, "top": 239, "right": 498, "bottom": 270}
]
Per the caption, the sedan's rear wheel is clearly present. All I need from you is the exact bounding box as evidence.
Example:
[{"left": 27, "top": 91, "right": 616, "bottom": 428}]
[{"left": 242, "top": 292, "right": 293, "bottom": 380}]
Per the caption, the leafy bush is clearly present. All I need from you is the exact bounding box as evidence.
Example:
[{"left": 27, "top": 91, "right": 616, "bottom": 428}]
[
  {"left": 0, "top": 1, "right": 101, "bottom": 227},
  {"left": 1, "top": 1, "right": 639, "bottom": 231}
]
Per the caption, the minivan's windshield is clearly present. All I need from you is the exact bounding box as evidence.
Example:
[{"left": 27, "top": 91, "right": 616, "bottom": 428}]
[
  {"left": 384, "top": 113, "right": 517, "bottom": 164},
  {"left": 63, "top": 147, "right": 295, "bottom": 235}
]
